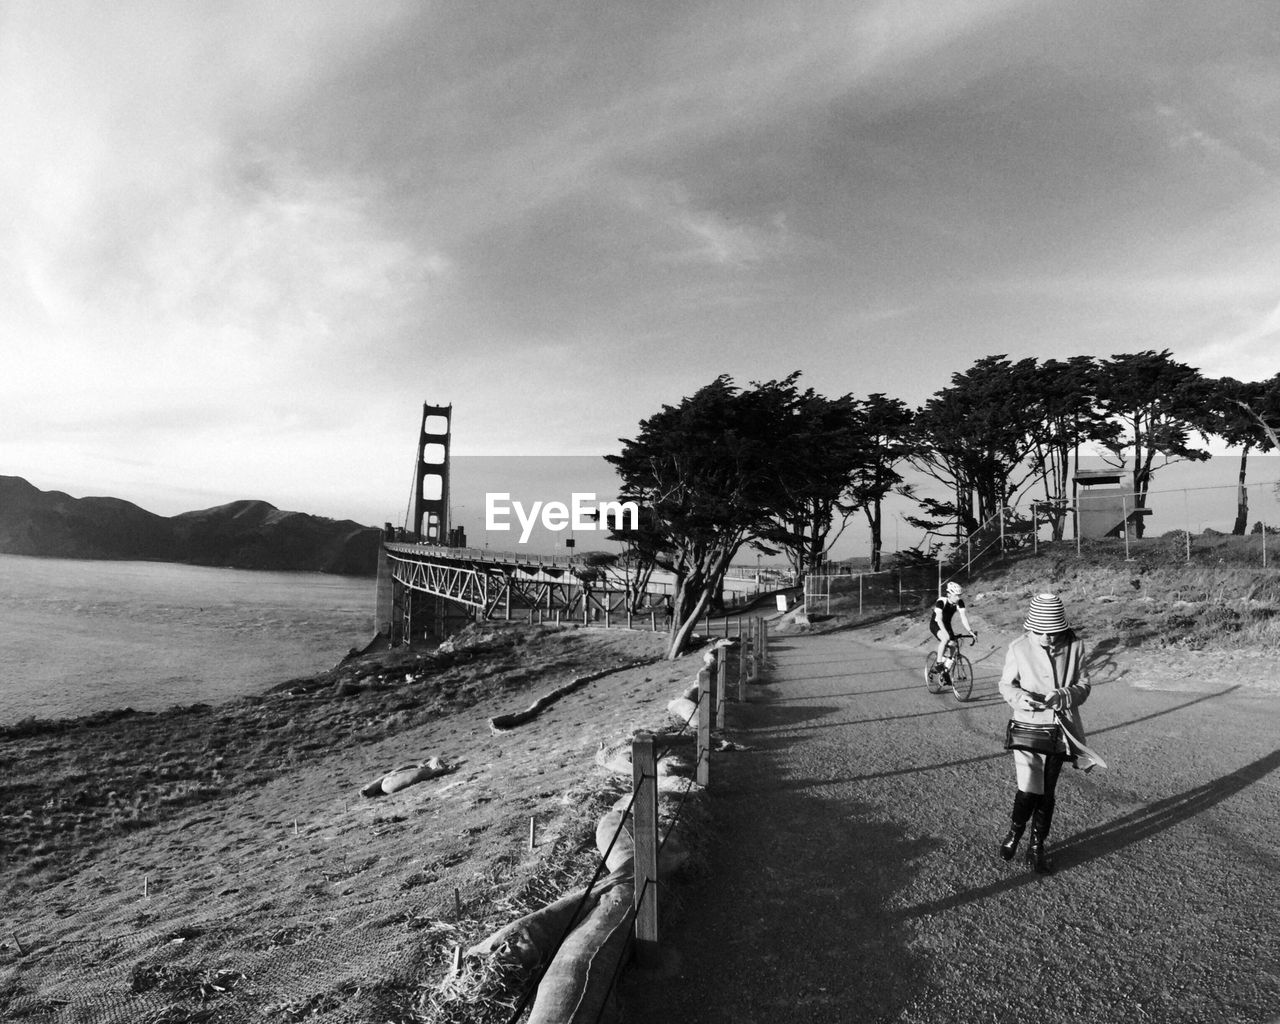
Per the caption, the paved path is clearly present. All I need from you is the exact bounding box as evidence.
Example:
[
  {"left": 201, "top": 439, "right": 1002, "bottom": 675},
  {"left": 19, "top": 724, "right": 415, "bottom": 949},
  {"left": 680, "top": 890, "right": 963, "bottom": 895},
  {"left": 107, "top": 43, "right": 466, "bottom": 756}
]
[{"left": 618, "top": 628, "right": 1280, "bottom": 1024}]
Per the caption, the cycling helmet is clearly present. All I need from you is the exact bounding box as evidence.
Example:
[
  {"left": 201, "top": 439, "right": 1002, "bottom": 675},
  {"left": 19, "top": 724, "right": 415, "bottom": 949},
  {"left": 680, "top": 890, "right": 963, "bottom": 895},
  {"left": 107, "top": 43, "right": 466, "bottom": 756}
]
[{"left": 945, "top": 582, "right": 963, "bottom": 597}]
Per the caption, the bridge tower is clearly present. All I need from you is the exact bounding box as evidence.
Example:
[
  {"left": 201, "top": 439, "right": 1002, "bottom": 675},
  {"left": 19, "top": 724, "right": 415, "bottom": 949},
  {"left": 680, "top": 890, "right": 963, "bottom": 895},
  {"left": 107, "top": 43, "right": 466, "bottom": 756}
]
[{"left": 412, "top": 403, "right": 451, "bottom": 543}]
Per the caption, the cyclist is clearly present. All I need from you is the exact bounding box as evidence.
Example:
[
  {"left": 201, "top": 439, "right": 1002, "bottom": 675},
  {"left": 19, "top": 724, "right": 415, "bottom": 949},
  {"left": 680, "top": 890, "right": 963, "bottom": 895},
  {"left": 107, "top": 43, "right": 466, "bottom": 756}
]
[{"left": 929, "top": 581, "right": 975, "bottom": 685}]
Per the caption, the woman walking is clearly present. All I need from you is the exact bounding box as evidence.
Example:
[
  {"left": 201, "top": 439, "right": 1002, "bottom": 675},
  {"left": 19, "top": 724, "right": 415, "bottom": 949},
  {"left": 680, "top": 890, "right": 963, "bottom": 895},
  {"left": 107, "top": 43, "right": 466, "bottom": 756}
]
[{"left": 997, "top": 593, "right": 1092, "bottom": 874}]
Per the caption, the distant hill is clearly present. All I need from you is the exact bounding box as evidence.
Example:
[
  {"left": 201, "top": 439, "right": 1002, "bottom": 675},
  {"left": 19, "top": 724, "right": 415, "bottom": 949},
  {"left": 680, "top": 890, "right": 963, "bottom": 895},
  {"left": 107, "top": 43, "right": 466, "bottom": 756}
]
[{"left": 0, "top": 476, "right": 381, "bottom": 576}]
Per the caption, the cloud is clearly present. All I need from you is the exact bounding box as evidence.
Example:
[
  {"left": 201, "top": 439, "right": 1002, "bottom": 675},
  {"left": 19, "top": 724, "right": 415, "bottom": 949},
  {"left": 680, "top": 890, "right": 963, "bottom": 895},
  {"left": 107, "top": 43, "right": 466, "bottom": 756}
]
[
  {"left": 1, "top": 4, "right": 440, "bottom": 401},
  {"left": 1152, "top": 103, "right": 1276, "bottom": 179},
  {"left": 1188, "top": 298, "right": 1280, "bottom": 383},
  {"left": 0, "top": 2, "right": 448, "bottom": 523},
  {"left": 4, "top": 149, "right": 445, "bottom": 421},
  {"left": 850, "top": 0, "right": 1033, "bottom": 79},
  {"left": 380, "top": 0, "right": 1042, "bottom": 245},
  {"left": 6, "top": 0, "right": 1280, "bottom": 527},
  {"left": 616, "top": 179, "right": 786, "bottom": 266}
]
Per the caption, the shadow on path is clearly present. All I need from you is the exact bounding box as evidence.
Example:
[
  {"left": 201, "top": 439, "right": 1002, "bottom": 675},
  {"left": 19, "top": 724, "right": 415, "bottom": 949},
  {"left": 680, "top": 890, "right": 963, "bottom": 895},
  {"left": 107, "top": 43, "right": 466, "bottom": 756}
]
[
  {"left": 619, "top": 746, "right": 935, "bottom": 1022},
  {"left": 900, "top": 746, "right": 1280, "bottom": 919},
  {"left": 1082, "top": 636, "right": 1131, "bottom": 687},
  {"left": 1089, "top": 685, "right": 1240, "bottom": 737},
  {"left": 730, "top": 699, "right": 979, "bottom": 748},
  {"left": 772, "top": 683, "right": 928, "bottom": 702},
  {"left": 718, "top": 749, "right": 1011, "bottom": 792}
]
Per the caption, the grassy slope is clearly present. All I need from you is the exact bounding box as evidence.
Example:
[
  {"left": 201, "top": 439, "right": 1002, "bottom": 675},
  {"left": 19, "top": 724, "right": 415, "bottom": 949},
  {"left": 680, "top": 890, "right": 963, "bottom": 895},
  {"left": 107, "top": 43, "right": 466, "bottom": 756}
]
[{"left": 816, "top": 533, "right": 1280, "bottom": 658}]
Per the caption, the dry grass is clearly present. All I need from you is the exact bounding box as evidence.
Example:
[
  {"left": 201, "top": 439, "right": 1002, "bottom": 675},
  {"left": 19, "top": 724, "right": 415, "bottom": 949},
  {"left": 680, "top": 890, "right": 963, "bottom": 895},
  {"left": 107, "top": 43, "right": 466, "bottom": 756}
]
[
  {"left": 801, "top": 532, "right": 1280, "bottom": 693},
  {"left": 0, "top": 622, "right": 691, "bottom": 1023}
]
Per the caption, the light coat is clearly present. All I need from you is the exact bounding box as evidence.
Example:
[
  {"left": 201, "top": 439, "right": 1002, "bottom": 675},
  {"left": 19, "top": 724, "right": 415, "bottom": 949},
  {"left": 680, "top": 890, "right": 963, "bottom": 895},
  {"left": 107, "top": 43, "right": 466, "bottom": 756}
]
[{"left": 998, "top": 632, "right": 1091, "bottom": 746}]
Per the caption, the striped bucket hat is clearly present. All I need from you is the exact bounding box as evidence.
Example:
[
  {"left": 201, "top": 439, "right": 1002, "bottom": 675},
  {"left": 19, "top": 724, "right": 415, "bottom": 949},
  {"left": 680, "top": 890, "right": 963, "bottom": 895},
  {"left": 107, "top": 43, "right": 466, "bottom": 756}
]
[{"left": 1024, "top": 593, "right": 1068, "bottom": 634}]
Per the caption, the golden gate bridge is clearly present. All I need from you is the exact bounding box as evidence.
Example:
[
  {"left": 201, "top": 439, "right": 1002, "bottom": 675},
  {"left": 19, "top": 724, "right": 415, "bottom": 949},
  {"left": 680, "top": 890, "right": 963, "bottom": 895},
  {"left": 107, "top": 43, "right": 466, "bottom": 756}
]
[{"left": 373, "top": 403, "right": 786, "bottom": 645}]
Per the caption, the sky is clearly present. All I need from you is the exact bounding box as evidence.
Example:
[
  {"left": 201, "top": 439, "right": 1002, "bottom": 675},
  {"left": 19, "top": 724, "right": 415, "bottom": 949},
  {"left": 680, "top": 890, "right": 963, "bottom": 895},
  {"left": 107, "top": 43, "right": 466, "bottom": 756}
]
[{"left": 4, "top": 0, "right": 1280, "bottom": 536}]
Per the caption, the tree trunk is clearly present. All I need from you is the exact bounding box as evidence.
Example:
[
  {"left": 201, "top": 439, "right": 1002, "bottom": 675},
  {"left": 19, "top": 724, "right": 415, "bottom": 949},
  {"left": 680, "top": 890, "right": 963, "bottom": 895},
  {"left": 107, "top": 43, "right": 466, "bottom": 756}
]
[
  {"left": 666, "top": 575, "right": 707, "bottom": 659},
  {"left": 1052, "top": 444, "right": 1069, "bottom": 542},
  {"left": 1233, "top": 445, "right": 1251, "bottom": 536},
  {"left": 626, "top": 563, "right": 655, "bottom": 614},
  {"left": 666, "top": 552, "right": 729, "bottom": 659},
  {"left": 868, "top": 500, "right": 883, "bottom": 573},
  {"left": 1129, "top": 448, "right": 1151, "bottom": 538}
]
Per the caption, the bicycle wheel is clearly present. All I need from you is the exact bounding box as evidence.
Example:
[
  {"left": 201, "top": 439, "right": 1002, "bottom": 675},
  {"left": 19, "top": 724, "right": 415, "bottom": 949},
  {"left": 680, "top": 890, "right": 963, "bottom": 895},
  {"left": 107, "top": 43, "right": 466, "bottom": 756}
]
[
  {"left": 950, "top": 654, "right": 973, "bottom": 702},
  {"left": 925, "top": 652, "right": 943, "bottom": 693}
]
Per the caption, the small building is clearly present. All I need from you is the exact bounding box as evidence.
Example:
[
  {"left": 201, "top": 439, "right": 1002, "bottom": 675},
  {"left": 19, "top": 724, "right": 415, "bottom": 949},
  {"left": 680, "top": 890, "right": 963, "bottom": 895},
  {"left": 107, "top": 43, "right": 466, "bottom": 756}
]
[{"left": 1074, "top": 469, "right": 1151, "bottom": 539}]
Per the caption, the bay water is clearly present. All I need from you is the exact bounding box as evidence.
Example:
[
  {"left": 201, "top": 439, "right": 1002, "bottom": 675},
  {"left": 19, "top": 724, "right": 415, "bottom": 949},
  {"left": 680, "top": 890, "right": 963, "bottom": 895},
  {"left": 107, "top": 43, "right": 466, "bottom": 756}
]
[{"left": 0, "top": 553, "right": 377, "bottom": 726}]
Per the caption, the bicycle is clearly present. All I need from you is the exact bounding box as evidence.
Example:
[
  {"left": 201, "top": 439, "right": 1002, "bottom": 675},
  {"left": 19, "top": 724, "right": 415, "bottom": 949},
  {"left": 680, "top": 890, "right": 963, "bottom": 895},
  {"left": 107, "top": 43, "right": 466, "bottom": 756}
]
[{"left": 926, "top": 634, "right": 976, "bottom": 702}]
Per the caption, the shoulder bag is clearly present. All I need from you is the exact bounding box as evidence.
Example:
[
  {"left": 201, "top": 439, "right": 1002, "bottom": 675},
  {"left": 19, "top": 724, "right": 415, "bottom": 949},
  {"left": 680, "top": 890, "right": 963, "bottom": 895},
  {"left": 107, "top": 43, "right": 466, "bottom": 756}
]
[{"left": 1004, "top": 720, "right": 1061, "bottom": 755}]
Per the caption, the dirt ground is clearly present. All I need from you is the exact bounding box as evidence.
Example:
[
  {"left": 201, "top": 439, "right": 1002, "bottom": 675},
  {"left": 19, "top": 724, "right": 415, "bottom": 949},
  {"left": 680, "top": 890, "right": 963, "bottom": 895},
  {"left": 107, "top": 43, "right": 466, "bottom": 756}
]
[{"left": 0, "top": 623, "right": 700, "bottom": 1023}]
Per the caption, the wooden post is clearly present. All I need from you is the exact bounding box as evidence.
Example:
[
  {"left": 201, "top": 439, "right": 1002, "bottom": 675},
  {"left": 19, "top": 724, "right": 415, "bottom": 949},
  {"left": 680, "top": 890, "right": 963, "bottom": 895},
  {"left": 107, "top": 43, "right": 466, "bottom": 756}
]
[
  {"left": 738, "top": 635, "right": 747, "bottom": 700},
  {"left": 750, "top": 625, "right": 757, "bottom": 677},
  {"left": 714, "top": 646, "right": 726, "bottom": 722},
  {"left": 632, "top": 734, "right": 660, "bottom": 967},
  {"left": 696, "top": 668, "right": 712, "bottom": 788},
  {"left": 760, "top": 619, "right": 769, "bottom": 669},
  {"left": 706, "top": 655, "right": 718, "bottom": 731},
  {"left": 1122, "top": 494, "right": 1131, "bottom": 560},
  {"left": 1184, "top": 491, "right": 1191, "bottom": 562}
]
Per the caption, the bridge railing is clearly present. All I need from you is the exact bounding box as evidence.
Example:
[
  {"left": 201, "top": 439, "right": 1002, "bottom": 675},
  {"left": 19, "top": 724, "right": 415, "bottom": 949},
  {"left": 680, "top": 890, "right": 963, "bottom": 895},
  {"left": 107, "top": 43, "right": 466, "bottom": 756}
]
[{"left": 384, "top": 541, "right": 584, "bottom": 568}]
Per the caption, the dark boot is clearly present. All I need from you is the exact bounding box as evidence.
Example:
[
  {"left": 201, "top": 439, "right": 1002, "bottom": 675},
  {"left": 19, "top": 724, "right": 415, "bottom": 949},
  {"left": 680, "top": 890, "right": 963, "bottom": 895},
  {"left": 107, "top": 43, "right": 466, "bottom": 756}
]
[
  {"left": 999, "top": 791, "right": 1036, "bottom": 861},
  {"left": 1026, "top": 799, "right": 1055, "bottom": 874}
]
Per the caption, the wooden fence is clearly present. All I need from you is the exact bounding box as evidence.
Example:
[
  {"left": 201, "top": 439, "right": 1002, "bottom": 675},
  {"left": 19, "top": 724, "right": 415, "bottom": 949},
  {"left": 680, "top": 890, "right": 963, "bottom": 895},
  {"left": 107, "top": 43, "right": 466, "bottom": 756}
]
[{"left": 631, "top": 617, "right": 768, "bottom": 963}]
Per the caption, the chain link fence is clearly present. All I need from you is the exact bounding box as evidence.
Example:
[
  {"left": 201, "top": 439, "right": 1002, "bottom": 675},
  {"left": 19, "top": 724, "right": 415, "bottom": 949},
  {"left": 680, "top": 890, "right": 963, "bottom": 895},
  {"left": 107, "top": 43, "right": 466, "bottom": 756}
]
[
  {"left": 1000, "top": 479, "right": 1278, "bottom": 568},
  {"left": 803, "top": 562, "right": 942, "bottom": 618},
  {"left": 804, "top": 479, "right": 1280, "bottom": 617}
]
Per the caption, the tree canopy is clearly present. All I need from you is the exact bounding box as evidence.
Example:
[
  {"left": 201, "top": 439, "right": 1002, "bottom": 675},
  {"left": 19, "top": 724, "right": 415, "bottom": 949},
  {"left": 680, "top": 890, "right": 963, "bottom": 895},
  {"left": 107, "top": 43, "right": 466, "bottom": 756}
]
[
  {"left": 1095, "top": 350, "right": 1215, "bottom": 536},
  {"left": 751, "top": 380, "right": 867, "bottom": 578},
  {"left": 604, "top": 353, "right": 1273, "bottom": 653},
  {"left": 606, "top": 375, "right": 815, "bottom": 657}
]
